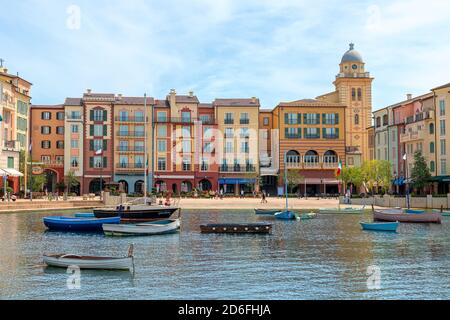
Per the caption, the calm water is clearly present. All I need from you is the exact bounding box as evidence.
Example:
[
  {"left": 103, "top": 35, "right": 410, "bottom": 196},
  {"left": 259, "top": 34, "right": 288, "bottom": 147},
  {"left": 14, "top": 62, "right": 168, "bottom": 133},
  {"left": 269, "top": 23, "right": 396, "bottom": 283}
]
[{"left": 0, "top": 209, "right": 449, "bottom": 300}]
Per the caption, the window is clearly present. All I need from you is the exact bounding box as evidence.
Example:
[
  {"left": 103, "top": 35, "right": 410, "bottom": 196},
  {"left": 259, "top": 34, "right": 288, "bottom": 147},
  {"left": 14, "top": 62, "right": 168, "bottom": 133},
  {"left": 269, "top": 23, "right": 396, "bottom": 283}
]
[
  {"left": 285, "top": 113, "right": 300, "bottom": 125},
  {"left": 71, "top": 125, "right": 79, "bottom": 133},
  {"left": 224, "top": 128, "right": 234, "bottom": 139},
  {"left": 17, "top": 118, "right": 27, "bottom": 131},
  {"left": 441, "top": 159, "right": 447, "bottom": 175},
  {"left": 430, "top": 142, "right": 435, "bottom": 154},
  {"left": 430, "top": 161, "right": 435, "bottom": 173},
  {"left": 225, "top": 141, "right": 234, "bottom": 153},
  {"left": 135, "top": 111, "right": 144, "bottom": 122},
  {"left": 135, "top": 141, "right": 144, "bottom": 152},
  {"left": 383, "top": 115, "right": 388, "bottom": 126},
  {"left": 41, "top": 141, "right": 51, "bottom": 149},
  {"left": 203, "top": 128, "right": 213, "bottom": 139},
  {"left": 201, "top": 158, "right": 208, "bottom": 171},
  {"left": 119, "top": 156, "right": 128, "bottom": 167},
  {"left": 181, "top": 126, "right": 191, "bottom": 138},
  {"left": 57, "top": 126, "right": 64, "bottom": 135},
  {"left": 304, "top": 128, "right": 320, "bottom": 139},
  {"left": 92, "top": 109, "right": 105, "bottom": 122},
  {"left": 440, "top": 100, "right": 446, "bottom": 116},
  {"left": 352, "top": 88, "right": 356, "bottom": 101},
  {"left": 119, "top": 141, "right": 129, "bottom": 151},
  {"left": 71, "top": 140, "right": 79, "bottom": 148},
  {"left": 92, "top": 124, "right": 105, "bottom": 136},
  {"left": 354, "top": 114, "right": 360, "bottom": 125},
  {"left": 241, "top": 141, "right": 250, "bottom": 153},
  {"left": 285, "top": 128, "right": 301, "bottom": 139},
  {"left": 323, "top": 113, "right": 338, "bottom": 125},
  {"left": 304, "top": 114, "right": 320, "bottom": 125},
  {"left": 41, "top": 156, "right": 51, "bottom": 164},
  {"left": 56, "top": 112, "right": 65, "bottom": 120},
  {"left": 41, "top": 112, "right": 51, "bottom": 120},
  {"left": 357, "top": 88, "right": 362, "bottom": 101},
  {"left": 71, "top": 157, "right": 79, "bottom": 168},
  {"left": 376, "top": 117, "right": 381, "bottom": 128},
  {"left": 429, "top": 123, "right": 435, "bottom": 134},
  {"left": 157, "top": 112, "right": 168, "bottom": 122},
  {"left": 440, "top": 120, "right": 446, "bottom": 136},
  {"left": 135, "top": 126, "right": 145, "bottom": 137},
  {"left": 181, "top": 140, "right": 191, "bottom": 153},
  {"left": 135, "top": 155, "right": 144, "bottom": 168},
  {"left": 199, "top": 115, "right": 211, "bottom": 124},
  {"left": 158, "top": 140, "right": 167, "bottom": 152},
  {"left": 323, "top": 128, "right": 339, "bottom": 139},
  {"left": 182, "top": 157, "right": 191, "bottom": 171},
  {"left": 119, "top": 111, "right": 129, "bottom": 121},
  {"left": 203, "top": 142, "right": 213, "bottom": 153},
  {"left": 93, "top": 156, "right": 103, "bottom": 168},
  {"left": 240, "top": 127, "right": 250, "bottom": 138},
  {"left": 17, "top": 101, "right": 28, "bottom": 115},
  {"left": 56, "top": 156, "right": 64, "bottom": 164},
  {"left": 240, "top": 113, "right": 249, "bottom": 124},
  {"left": 348, "top": 157, "right": 354, "bottom": 165},
  {"left": 263, "top": 117, "right": 269, "bottom": 126},
  {"left": 70, "top": 111, "right": 81, "bottom": 120},
  {"left": 181, "top": 111, "right": 191, "bottom": 123},
  {"left": 7, "top": 157, "right": 14, "bottom": 169},
  {"left": 158, "top": 157, "right": 167, "bottom": 171},
  {"left": 56, "top": 141, "right": 64, "bottom": 149},
  {"left": 41, "top": 126, "right": 51, "bottom": 134},
  {"left": 441, "top": 139, "right": 446, "bottom": 155},
  {"left": 92, "top": 139, "right": 104, "bottom": 152},
  {"left": 157, "top": 125, "right": 167, "bottom": 137},
  {"left": 224, "top": 113, "right": 234, "bottom": 124}
]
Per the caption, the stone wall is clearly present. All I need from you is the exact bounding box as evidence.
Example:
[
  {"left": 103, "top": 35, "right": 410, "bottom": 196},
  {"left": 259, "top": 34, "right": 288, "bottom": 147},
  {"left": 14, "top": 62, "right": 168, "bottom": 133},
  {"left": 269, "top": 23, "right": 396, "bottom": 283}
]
[{"left": 341, "top": 194, "right": 450, "bottom": 209}]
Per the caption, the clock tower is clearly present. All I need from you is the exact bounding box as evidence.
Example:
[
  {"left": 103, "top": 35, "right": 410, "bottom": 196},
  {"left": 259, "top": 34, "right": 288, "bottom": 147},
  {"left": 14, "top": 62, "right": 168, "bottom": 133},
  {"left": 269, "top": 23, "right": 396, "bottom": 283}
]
[{"left": 334, "top": 43, "right": 374, "bottom": 166}]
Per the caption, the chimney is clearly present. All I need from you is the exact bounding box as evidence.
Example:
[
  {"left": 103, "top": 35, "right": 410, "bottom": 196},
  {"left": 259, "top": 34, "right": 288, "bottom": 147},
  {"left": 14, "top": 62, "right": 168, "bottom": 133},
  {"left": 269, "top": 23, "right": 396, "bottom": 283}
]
[
  {"left": 189, "top": 90, "right": 194, "bottom": 97},
  {"left": 86, "top": 89, "right": 92, "bottom": 95},
  {"left": 252, "top": 97, "right": 257, "bottom": 104},
  {"left": 169, "top": 89, "right": 177, "bottom": 107},
  {"left": 407, "top": 93, "right": 413, "bottom": 100},
  {"left": 117, "top": 94, "right": 123, "bottom": 100}
]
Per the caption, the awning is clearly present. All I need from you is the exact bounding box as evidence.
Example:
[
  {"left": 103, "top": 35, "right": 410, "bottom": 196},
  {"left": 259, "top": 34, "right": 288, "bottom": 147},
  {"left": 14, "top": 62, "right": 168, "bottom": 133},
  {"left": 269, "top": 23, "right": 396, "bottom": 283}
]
[
  {"left": 219, "top": 178, "right": 256, "bottom": 185},
  {"left": 0, "top": 169, "right": 24, "bottom": 177},
  {"left": 393, "top": 177, "right": 405, "bottom": 186}
]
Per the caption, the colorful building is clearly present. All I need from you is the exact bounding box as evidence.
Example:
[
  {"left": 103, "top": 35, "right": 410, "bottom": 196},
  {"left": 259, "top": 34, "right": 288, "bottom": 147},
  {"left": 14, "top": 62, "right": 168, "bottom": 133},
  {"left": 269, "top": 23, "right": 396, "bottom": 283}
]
[{"left": 0, "top": 62, "right": 31, "bottom": 193}]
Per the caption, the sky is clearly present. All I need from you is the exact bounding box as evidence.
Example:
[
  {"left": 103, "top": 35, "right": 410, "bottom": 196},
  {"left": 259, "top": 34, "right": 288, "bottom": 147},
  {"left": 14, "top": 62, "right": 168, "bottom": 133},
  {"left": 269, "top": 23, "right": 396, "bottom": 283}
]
[{"left": 1, "top": 0, "right": 450, "bottom": 110}]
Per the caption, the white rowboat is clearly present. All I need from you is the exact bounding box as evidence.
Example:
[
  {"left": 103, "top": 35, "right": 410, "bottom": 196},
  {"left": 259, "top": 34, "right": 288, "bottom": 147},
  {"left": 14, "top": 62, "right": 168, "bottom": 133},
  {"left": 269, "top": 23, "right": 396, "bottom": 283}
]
[{"left": 103, "top": 219, "right": 181, "bottom": 236}]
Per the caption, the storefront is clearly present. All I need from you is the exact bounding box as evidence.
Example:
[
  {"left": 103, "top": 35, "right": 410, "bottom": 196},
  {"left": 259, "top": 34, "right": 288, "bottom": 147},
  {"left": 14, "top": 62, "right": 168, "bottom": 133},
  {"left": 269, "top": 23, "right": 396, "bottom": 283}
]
[{"left": 219, "top": 178, "right": 257, "bottom": 195}]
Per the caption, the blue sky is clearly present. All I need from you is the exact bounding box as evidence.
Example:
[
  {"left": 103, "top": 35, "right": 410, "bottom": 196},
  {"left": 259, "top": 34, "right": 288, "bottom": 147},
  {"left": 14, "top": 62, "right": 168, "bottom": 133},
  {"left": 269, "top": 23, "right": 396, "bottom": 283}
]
[{"left": 1, "top": 0, "right": 449, "bottom": 110}]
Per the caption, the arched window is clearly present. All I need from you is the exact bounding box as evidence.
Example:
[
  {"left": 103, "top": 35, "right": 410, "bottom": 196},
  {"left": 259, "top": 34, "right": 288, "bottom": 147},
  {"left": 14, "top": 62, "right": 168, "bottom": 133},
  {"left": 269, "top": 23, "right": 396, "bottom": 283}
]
[
  {"left": 430, "top": 142, "right": 435, "bottom": 154},
  {"left": 376, "top": 117, "right": 381, "bottom": 128},
  {"left": 286, "top": 150, "right": 300, "bottom": 163},
  {"left": 357, "top": 88, "right": 362, "bottom": 101},
  {"left": 429, "top": 123, "right": 435, "bottom": 134},
  {"left": 324, "top": 150, "right": 338, "bottom": 163},
  {"left": 352, "top": 88, "right": 356, "bottom": 101},
  {"left": 354, "top": 114, "right": 359, "bottom": 125},
  {"left": 430, "top": 161, "right": 435, "bottom": 172},
  {"left": 304, "top": 150, "right": 319, "bottom": 164}
]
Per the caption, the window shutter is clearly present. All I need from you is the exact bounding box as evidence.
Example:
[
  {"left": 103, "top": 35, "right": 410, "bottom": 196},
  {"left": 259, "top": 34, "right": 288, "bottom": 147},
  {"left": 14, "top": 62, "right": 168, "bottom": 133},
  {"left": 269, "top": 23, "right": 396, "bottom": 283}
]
[
  {"left": 322, "top": 114, "right": 326, "bottom": 124},
  {"left": 285, "top": 128, "right": 289, "bottom": 138},
  {"left": 298, "top": 128, "right": 301, "bottom": 138},
  {"left": 298, "top": 113, "right": 302, "bottom": 124},
  {"left": 304, "top": 114, "right": 307, "bottom": 124},
  {"left": 316, "top": 114, "right": 320, "bottom": 124},
  {"left": 336, "top": 128, "right": 339, "bottom": 138},
  {"left": 103, "top": 157, "right": 107, "bottom": 168},
  {"left": 103, "top": 110, "right": 107, "bottom": 122},
  {"left": 323, "top": 128, "right": 326, "bottom": 138},
  {"left": 89, "top": 140, "right": 94, "bottom": 151},
  {"left": 335, "top": 113, "right": 339, "bottom": 124},
  {"left": 284, "top": 113, "right": 288, "bottom": 124},
  {"left": 90, "top": 125, "right": 94, "bottom": 136},
  {"left": 89, "top": 157, "right": 94, "bottom": 168},
  {"left": 103, "top": 140, "right": 107, "bottom": 151},
  {"left": 103, "top": 125, "right": 107, "bottom": 136},
  {"left": 90, "top": 110, "right": 94, "bottom": 121}
]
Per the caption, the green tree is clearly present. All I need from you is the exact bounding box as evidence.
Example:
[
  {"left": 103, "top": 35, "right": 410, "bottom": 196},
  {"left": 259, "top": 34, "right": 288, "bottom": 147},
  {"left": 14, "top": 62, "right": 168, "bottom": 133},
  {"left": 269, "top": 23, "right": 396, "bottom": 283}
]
[
  {"left": 285, "top": 169, "right": 305, "bottom": 194},
  {"left": 337, "top": 166, "right": 363, "bottom": 193},
  {"left": 32, "top": 175, "right": 47, "bottom": 192},
  {"left": 362, "top": 160, "right": 393, "bottom": 194},
  {"left": 65, "top": 170, "right": 80, "bottom": 194},
  {"left": 410, "top": 150, "right": 431, "bottom": 194},
  {"left": 19, "top": 150, "right": 26, "bottom": 192}
]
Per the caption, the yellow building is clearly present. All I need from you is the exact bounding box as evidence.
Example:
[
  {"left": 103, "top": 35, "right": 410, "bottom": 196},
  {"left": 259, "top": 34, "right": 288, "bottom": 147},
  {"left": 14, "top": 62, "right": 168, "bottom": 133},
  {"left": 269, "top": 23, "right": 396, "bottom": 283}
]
[
  {"left": 269, "top": 99, "right": 346, "bottom": 195},
  {"left": 214, "top": 98, "right": 260, "bottom": 195},
  {"left": 0, "top": 61, "right": 32, "bottom": 193},
  {"left": 317, "top": 43, "right": 374, "bottom": 166}
]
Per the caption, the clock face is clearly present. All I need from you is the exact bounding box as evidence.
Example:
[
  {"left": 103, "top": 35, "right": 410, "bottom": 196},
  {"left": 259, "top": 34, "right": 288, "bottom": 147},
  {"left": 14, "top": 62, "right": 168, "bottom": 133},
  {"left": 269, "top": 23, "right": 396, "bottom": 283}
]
[{"left": 352, "top": 64, "right": 358, "bottom": 70}]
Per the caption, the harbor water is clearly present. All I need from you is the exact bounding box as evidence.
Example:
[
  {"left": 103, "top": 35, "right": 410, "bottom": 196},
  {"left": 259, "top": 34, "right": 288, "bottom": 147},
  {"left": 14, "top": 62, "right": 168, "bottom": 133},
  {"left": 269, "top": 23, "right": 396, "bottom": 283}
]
[{"left": 0, "top": 209, "right": 449, "bottom": 300}]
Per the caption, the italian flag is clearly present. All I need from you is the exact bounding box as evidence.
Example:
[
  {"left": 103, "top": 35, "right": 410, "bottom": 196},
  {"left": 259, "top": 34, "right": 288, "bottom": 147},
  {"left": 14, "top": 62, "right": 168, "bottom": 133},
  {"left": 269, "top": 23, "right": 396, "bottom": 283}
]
[{"left": 336, "top": 160, "right": 342, "bottom": 177}]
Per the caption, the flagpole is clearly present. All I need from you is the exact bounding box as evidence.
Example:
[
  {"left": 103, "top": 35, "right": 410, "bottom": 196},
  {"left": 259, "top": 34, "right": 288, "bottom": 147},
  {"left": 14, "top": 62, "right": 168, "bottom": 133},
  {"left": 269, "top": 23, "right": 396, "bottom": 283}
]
[{"left": 144, "top": 93, "right": 148, "bottom": 205}]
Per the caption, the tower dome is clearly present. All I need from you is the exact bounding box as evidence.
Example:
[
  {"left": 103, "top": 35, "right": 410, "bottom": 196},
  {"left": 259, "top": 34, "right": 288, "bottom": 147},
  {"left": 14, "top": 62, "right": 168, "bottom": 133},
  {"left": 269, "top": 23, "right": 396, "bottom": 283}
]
[{"left": 341, "top": 43, "right": 363, "bottom": 63}]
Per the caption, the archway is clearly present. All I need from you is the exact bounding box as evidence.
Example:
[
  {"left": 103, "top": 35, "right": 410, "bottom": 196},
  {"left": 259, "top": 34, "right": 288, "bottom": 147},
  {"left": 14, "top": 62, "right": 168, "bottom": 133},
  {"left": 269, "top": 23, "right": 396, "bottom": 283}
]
[
  {"left": 155, "top": 181, "right": 167, "bottom": 193},
  {"left": 199, "top": 179, "right": 212, "bottom": 191},
  {"left": 172, "top": 183, "right": 178, "bottom": 194},
  {"left": 324, "top": 150, "right": 338, "bottom": 163},
  {"left": 135, "top": 180, "right": 144, "bottom": 195},
  {"left": 286, "top": 150, "right": 300, "bottom": 163},
  {"left": 44, "top": 169, "right": 58, "bottom": 193},
  {"left": 118, "top": 180, "right": 129, "bottom": 193},
  {"left": 304, "top": 150, "right": 319, "bottom": 163},
  {"left": 89, "top": 179, "right": 105, "bottom": 195},
  {"left": 181, "top": 181, "right": 192, "bottom": 193}
]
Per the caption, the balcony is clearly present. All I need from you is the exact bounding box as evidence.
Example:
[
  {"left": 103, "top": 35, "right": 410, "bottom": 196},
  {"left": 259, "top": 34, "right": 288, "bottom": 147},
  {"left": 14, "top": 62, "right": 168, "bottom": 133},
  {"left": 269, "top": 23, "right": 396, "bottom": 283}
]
[
  {"left": 3, "top": 140, "right": 19, "bottom": 152},
  {"left": 220, "top": 165, "right": 256, "bottom": 173},
  {"left": 404, "top": 111, "right": 433, "bottom": 125},
  {"left": 41, "top": 160, "right": 64, "bottom": 167},
  {"left": 116, "top": 163, "right": 145, "bottom": 170},
  {"left": 240, "top": 119, "right": 250, "bottom": 125},
  {"left": 285, "top": 156, "right": 338, "bottom": 169},
  {"left": 400, "top": 130, "right": 424, "bottom": 143},
  {"left": 67, "top": 115, "right": 82, "bottom": 121},
  {"left": 115, "top": 116, "right": 146, "bottom": 123},
  {"left": 116, "top": 131, "right": 145, "bottom": 137},
  {"left": 156, "top": 117, "right": 217, "bottom": 125},
  {"left": 117, "top": 146, "right": 145, "bottom": 153},
  {"left": 224, "top": 119, "right": 234, "bottom": 125}
]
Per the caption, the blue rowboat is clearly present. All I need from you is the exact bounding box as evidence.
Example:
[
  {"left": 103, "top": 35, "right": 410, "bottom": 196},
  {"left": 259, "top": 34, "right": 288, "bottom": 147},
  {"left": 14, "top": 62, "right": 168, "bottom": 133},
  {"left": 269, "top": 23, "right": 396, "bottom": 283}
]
[
  {"left": 405, "top": 209, "right": 425, "bottom": 214},
  {"left": 74, "top": 213, "right": 95, "bottom": 218},
  {"left": 254, "top": 209, "right": 280, "bottom": 215},
  {"left": 43, "top": 216, "right": 121, "bottom": 232},
  {"left": 361, "top": 221, "right": 399, "bottom": 232},
  {"left": 274, "top": 211, "right": 297, "bottom": 220}
]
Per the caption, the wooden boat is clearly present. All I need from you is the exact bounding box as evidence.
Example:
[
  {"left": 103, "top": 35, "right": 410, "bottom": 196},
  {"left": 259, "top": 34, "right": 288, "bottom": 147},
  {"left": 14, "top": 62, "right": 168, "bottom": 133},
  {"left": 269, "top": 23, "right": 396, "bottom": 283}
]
[
  {"left": 43, "top": 216, "right": 121, "bottom": 232},
  {"left": 432, "top": 209, "right": 450, "bottom": 217},
  {"left": 405, "top": 209, "right": 425, "bottom": 214},
  {"left": 43, "top": 245, "right": 134, "bottom": 271},
  {"left": 200, "top": 223, "right": 272, "bottom": 234},
  {"left": 103, "top": 219, "right": 180, "bottom": 237},
  {"left": 300, "top": 212, "right": 318, "bottom": 220},
  {"left": 274, "top": 210, "right": 297, "bottom": 220},
  {"left": 361, "top": 222, "right": 399, "bottom": 232},
  {"left": 319, "top": 206, "right": 366, "bottom": 214},
  {"left": 94, "top": 205, "right": 179, "bottom": 223},
  {"left": 74, "top": 213, "right": 95, "bottom": 218},
  {"left": 254, "top": 209, "right": 281, "bottom": 215},
  {"left": 374, "top": 210, "right": 441, "bottom": 224}
]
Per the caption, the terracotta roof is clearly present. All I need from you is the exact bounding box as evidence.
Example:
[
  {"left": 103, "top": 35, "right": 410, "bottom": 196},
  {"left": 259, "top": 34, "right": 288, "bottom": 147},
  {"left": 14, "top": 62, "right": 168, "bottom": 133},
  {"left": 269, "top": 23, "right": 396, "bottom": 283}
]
[
  {"left": 154, "top": 99, "right": 170, "bottom": 108},
  {"left": 432, "top": 82, "right": 450, "bottom": 91},
  {"left": 387, "top": 92, "right": 434, "bottom": 110},
  {"left": 214, "top": 98, "right": 260, "bottom": 107},
  {"left": 83, "top": 93, "right": 115, "bottom": 98},
  {"left": 277, "top": 99, "right": 345, "bottom": 108},
  {"left": 31, "top": 104, "right": 64, "bottom": 109},
  {"left": 260, "top": 109, "right": 273, "bottom": 113},
  {"left": 168, "top": 95, "right": 200, "bottom": 104},
  {"left": 198, "top": 103, "right": 213, "bottom": 108},
  {"left": 114, "top": 96, "right": 155, "bottom": 105},
  {"left": 64, "top": 98, "right": 82, "bottom": 106}
]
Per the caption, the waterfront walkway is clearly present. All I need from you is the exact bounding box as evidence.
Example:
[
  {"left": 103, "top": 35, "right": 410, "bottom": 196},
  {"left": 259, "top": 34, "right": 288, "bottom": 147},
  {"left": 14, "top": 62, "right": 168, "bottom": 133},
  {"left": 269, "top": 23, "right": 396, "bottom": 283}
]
[{"left": 0, "top": 197, "right": 103, "bottom": 214}]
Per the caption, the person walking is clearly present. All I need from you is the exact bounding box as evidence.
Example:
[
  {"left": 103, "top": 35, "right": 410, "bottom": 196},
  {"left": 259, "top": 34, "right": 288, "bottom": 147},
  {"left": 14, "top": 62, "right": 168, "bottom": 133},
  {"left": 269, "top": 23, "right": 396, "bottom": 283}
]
[
  {"left": 261, "top": 191, "right": 267, "bottom": 204},
  {"left": 240, "top": 189, "right": 245, "bottom": 199}
]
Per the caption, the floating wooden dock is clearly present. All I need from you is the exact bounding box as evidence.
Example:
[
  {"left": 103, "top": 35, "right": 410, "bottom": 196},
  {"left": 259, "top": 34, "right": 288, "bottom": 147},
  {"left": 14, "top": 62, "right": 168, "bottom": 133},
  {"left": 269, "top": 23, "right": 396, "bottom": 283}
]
[{"left": 200, "top": 223, "right": 272, "bottom": 234}]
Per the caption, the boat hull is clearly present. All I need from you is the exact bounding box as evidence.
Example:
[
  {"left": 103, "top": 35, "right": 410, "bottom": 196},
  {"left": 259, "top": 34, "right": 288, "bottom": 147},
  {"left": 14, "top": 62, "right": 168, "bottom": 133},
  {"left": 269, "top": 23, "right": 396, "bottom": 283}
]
[
  {"left": 361, "top": 222, "right": 399, "bottom": 232},
  {"left": 432, "top": 209, "right": 450, "bottom": 217},
  {"left": 300, "top": 212, "right": 318, "bottom": 220},
  {"left": 103, "top": 219, "right": 181, "bottom": 236},
  {"left": 254, "top": 209, "right": 280, "bottom": 215},
  {"left": 374, "top": 211, "right": 441, "bottom": 224},
  {"left": 74, "top": 213, "right": 95, "bottom": 218},
  {"left": 43, "top": 255, "right": 132, "bottom": 270},
  {"left": 274, "top": 211, "right": 297, "bottom": 220},
  {"left": 94, "top": 206, "right": 178, "bottom": 223},
  {"left": 319, "top": 208, "right": 365, "bottom": 214},
  {"left": 200, "top": 223, "right": 272, "bottom": 234},
  {"left": 43, "top": 217, "right": 121, "bottom": 232}
]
